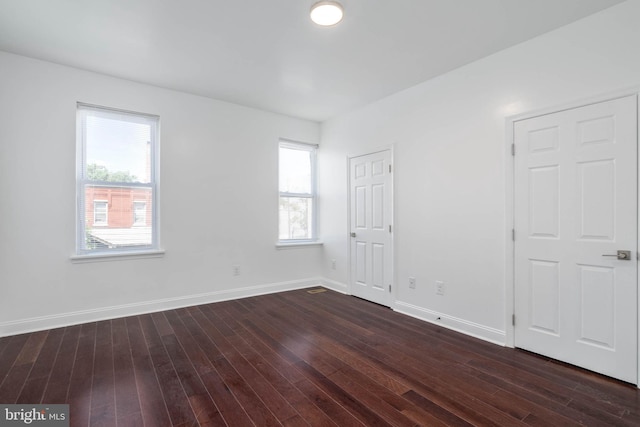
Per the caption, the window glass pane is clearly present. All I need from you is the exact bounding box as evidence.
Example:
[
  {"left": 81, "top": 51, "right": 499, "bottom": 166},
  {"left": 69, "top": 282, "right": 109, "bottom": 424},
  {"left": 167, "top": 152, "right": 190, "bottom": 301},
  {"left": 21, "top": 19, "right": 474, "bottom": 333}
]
[
  {"left": 279, "top": 147, "right": 311, "bottom": 194},
  {"left": 279, "top": 197, "right": 313, "bottom": 240},
  {"left": 84, "top": 185, "right": 153, "bottom": 249},
  {"left": 77, "top": 104, "right": 158, "bottom": 254},
  {"left": 85, "top": 112, "right": 152, "bottom": 184}
]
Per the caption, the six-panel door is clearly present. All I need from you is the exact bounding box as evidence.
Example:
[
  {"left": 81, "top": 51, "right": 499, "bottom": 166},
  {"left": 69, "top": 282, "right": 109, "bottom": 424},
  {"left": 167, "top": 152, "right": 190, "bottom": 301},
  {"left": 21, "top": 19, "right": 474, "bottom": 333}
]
[
  {"left": 349, "top": 150, "right": 393, "bottom": 307},
  {"left": 514, "top": 95, "right": 638, "bottom": 383}
]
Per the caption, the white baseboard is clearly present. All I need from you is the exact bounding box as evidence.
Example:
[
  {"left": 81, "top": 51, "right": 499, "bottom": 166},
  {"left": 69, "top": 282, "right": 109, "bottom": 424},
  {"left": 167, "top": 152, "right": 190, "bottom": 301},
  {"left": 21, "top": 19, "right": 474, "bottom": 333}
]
[
  {"left": 318, "top": 281, "right": 505, "bottom": 347},
  {"left": 1, "top": 278, "right": 506, "bottom": 348},
  {"left": 394, "top": 300, "right": 506, "bottom": 346},
  {"left": 319, "top": 278, "right": 349, "bottom": 294},
  {"left": 0, "top": 278, "right": 323, "bottom": 337}
]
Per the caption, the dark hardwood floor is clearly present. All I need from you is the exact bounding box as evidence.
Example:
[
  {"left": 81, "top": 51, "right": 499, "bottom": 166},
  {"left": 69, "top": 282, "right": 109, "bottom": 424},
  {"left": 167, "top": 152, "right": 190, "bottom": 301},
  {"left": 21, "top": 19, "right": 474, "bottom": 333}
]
[{"left": 1, "top": 288, "right": 639, "bottom": 426}]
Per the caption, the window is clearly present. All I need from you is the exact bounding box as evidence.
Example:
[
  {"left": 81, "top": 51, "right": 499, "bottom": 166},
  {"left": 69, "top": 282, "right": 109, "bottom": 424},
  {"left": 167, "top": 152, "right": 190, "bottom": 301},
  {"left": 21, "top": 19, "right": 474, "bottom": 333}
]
[
  {"left": 133, "top": 201, "right": 147, "bottom": 226},
  {"left": 279, "top": 140, "right": 317, "bottom": 242},
  {"left": 93, "top": 201, "right": 108, "bottom": 226},
  {"left": 77, "top": 104, "right": 159, "bottom": 254}
]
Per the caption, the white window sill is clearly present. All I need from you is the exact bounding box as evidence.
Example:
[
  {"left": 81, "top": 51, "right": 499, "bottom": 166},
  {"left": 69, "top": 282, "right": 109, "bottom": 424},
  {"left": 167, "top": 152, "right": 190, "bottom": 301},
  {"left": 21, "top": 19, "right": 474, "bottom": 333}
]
[
  {"left": 276, "top": 241, "right": 323, "bottom": 249},
  {"left": 70, "top": 249, "right": 165, "bottom": 263}
]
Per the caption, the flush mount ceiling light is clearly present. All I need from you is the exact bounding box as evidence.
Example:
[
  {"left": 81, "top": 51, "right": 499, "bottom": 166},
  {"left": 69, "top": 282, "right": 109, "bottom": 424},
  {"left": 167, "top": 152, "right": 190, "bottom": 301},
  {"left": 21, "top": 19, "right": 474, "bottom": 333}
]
[{"left": 310, "top": 1, "right": 344, "bottom": 26}]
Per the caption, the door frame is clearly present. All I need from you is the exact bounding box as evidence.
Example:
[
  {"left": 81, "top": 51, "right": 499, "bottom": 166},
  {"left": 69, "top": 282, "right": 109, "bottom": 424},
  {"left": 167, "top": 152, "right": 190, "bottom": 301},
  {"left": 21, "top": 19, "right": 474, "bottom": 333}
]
[
  {"left": 505, "top": 87, "right": 640, "bottom": 386},
  {"left": 347, "top": 145, "right": 396, "bottom": 308}
]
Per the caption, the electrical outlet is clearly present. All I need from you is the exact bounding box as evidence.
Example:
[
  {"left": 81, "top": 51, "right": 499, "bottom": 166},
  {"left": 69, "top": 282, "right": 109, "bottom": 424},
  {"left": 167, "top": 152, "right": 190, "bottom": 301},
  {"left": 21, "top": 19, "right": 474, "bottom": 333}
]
[
  {"left": 435, "top": 280, "right": 445, "bottom": 296},
  {"left": 331, "top": 259, "right": 336, "bottom": 270},
  {"left": 408, "top": 277, "right": 416, "bottom": 289},
  {"left": 233, "top": 265, "right": 240, "bottom": 276}
]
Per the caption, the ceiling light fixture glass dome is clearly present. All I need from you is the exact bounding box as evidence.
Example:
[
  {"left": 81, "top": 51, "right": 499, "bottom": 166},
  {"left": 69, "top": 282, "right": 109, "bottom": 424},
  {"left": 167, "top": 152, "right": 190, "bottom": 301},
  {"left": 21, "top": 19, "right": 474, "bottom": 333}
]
[{"left": 310, "top": 1, "right": 344, "bottom": 26}]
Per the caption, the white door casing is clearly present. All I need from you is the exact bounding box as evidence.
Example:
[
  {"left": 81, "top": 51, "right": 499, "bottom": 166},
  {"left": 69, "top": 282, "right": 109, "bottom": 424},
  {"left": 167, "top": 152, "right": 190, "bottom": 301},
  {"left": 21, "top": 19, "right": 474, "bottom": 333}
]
[
  {"left": 348, "top": 149, "right": 393, "bottom": 307},
  {"left": 513, "top": 95, "right": 638, "bottom": 383}
]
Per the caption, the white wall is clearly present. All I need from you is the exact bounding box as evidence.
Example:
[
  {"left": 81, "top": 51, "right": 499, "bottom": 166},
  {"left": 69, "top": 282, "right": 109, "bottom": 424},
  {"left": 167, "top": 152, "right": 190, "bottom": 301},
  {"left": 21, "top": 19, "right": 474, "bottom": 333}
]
[
  {"left": 319, "top": 1, "right": 640, "bottom": 343},
  {"left": 0, "top": 52, "right": 321, "bottom": 335},
  {"left": 3, "top": 2, "right": 639, "bottom": 341}
]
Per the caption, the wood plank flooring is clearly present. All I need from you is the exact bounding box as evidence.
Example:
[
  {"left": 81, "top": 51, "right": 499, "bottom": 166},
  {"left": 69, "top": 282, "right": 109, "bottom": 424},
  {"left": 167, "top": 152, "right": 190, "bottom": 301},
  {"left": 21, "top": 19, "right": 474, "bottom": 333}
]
[{"left": 1, "top": 288, "right": 639, "bottom": 426}]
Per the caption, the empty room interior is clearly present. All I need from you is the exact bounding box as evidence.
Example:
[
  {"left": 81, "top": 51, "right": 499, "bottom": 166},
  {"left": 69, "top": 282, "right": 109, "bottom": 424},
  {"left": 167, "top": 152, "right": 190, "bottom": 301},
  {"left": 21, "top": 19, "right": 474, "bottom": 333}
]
[{"left": 2, "top": 0, "right": 640, "bottom": 425}]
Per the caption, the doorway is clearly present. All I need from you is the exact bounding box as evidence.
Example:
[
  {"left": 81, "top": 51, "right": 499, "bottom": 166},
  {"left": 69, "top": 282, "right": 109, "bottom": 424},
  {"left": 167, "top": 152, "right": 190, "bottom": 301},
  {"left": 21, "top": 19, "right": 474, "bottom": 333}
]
[
  {"left": 348, "top": 148, "right": 394, "bottom": 307},
  {"left": 511, "top": 94, "right": 638, "bottom": 383}
]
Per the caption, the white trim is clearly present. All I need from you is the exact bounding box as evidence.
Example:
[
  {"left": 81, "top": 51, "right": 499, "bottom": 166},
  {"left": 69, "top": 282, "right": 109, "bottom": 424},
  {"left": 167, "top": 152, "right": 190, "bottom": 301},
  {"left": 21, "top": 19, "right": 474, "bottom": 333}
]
[
  {"left": 504, "top": 112, "right": 516, "bottom": 348},
  {"left": 508, "top": 86, "right": 640, "bottom": 124},
  {"left": 76, "top": 103, "right": 160, "bottom": 256},
  {"left": 0, "top": 277, "right": 323, "bottom": 337},
  {"left": 505, "top": 87, "right": 640, "bottom": 386},
  {"left": 77, "top": 102, "right": 160, "bottom": 121},
  {"left": 395, "top": 301, "right": 506, "bottom": 346},
  {"left": 70, "top": 249, "right": 165, "bottom": 263},
  {"left": 276, "top": 241, "right": 323, "bottom": 249},
  {"left": 279, "top": 137, "right": 318, "bottom": 149},
  {"left": 278, "top": 139, "right": 318, "bottom": 243},
  {"left": 346, "top": 145, "right": 394, "bottom": 160},
  {"left": 279, "top": 192, "right": 314, "bottom": 198},
  {"left": 320, "top": 278, "right": 349, "bottom": 294},
  {"left": 637, "top": 93, "right": 640, "bottom": 389}
]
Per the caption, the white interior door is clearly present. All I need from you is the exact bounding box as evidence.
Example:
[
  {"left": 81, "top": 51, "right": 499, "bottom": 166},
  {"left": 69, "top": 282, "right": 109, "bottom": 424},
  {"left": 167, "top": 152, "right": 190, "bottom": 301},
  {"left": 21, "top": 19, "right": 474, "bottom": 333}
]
[
  {"left": 514, "top": 95, "right": 638, "bottom": 383},
  {"left": 349, "top": 150, "right": 393, "bottom": 307}
]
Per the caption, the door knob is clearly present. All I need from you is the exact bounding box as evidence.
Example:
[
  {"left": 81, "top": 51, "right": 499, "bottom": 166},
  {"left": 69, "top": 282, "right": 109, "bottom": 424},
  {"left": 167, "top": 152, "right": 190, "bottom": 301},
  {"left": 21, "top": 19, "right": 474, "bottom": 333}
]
[
  {"left": 602, "top": 250, "right": 631, "bottom": 260},
  {"left": 350, "top": 232, "right": 356, "bottom": 238}
]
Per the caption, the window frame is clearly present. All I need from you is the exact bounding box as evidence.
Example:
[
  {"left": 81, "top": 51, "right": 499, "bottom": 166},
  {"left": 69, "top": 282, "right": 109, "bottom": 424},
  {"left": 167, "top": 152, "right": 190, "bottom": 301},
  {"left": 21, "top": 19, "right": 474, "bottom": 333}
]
[
  {"left": 75, "top": 103, "right": 160, "bottom": 257},
  {"left": 278, "top": 139, "right": 318, "bottom": 243}
]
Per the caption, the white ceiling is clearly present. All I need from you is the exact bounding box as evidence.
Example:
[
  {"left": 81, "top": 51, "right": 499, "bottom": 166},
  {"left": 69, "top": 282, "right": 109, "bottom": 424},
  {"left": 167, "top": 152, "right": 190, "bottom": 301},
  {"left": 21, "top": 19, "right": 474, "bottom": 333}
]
[{"left": 0, "top": 0, "right": 625, "bottom": 122}]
